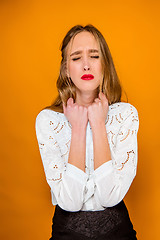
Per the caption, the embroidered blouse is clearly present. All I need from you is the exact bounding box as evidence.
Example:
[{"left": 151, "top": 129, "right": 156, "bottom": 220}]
[{"left": 35, "top": 102, "right": 139, "bottom": 212}]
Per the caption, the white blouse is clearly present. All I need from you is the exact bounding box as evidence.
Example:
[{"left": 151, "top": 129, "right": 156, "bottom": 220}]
[{"left": 35, "top": 102, "right": 139, "bottom": 212}]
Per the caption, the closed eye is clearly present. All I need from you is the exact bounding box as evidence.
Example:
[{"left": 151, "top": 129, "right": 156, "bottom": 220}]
[
  {"left": 91, "top": 56, "right": 99, "bottom": 58},
  {"left": 72, "top": 57, "right": 80, "bottom": 61},
  {"left": 72, "top": 56, "right": 99, "bottom": 61}
]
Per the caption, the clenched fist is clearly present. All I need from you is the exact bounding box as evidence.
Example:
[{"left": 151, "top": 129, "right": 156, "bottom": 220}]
[
  {"left": 63, "top": 98, "right": 88, "bottom": 129},
  {"left": 87, "top": 92, "right": 109, "bottom": 128}
]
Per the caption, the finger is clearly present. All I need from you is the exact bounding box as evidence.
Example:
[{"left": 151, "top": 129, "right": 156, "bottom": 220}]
[
  {"left": 94, "top": 98, "right": 101, "bottom": 103},
  {"left": 99, "top": 92, "right": 108, "bottom": 104},
  {"left": 67, "top": 98, "right": 74, "bottom": 106},
  {"left": 73, "top": 102, "right": 78, "bottom": 107},
  {"left": 99, "top": 91, "right": 105, "bottom": 99}
]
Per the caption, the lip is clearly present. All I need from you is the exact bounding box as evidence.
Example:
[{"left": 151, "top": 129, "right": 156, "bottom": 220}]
[{"left": 81, "top": 74, "right": 94, "bottom": 80}]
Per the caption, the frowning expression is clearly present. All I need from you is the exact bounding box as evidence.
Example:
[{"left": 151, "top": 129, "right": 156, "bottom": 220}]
[{"left": 66, "top": 31, "right": 103, "bottom": 94}]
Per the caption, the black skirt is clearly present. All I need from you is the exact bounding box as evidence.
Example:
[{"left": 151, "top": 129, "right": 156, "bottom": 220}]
[{"left": 49, "top": 200, "right": 137, "bottom": 240}]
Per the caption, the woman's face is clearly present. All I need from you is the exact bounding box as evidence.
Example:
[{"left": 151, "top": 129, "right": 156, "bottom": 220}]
[{"left": 66, "top": 31, "right": 103, "bottom": 95}]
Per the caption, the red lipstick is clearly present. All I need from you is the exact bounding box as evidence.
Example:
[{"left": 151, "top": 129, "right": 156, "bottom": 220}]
[{"left": 81, "top": 74, "right": 94, "bottom": 80}]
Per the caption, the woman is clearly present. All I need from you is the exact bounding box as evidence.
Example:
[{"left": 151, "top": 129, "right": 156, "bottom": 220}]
[{"left": 35, "top": 24, "right": 139, "bottom": 239}]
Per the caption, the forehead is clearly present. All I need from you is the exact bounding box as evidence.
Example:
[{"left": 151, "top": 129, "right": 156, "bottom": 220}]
[{"left": 69, "top": 31, "right": 99, "bottom": 52}]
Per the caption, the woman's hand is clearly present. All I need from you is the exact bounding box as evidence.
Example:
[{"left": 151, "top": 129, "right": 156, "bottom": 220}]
[
  {"left": 63, "top": 98, "right": 88, "bottom": 129},
  {"left": 87, "top": 92, "right": 109, "bottom": 128}
]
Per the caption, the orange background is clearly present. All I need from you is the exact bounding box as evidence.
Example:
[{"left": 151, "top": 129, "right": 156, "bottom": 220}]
[{"left": 0, "top": 0, "right": 160, "bottom": 239}]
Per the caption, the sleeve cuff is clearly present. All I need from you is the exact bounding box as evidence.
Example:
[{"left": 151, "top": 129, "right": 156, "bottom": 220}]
[
  {"left": 65, "top": 163, "right": 89, "bottom": 184},
  {"left": 92, "top": 160, "right": 113, "bottom": 180}
]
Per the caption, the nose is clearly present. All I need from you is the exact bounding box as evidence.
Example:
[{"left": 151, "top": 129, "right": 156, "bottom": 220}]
[
  {"left": 83, "top": 55, "right": 90, "bottom": 71},
  {"left": 84, "top": 65, "right": 90, "bottom": 70}
]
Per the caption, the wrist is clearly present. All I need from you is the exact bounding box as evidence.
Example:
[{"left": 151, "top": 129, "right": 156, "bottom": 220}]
[
  {"left": 91, "top": 121, "right": 106, "bottom": 131},
  {"left": 72, "top": 124, "right": 87, "bottom": 133}
]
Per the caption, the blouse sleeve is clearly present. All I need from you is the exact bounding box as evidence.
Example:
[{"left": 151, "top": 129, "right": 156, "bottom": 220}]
[
  {"left": 92, "top": 104, "right": 139, "bottom": 207},
  {"left": 35, "top": 111, "right": 88, "bottom": 212}
]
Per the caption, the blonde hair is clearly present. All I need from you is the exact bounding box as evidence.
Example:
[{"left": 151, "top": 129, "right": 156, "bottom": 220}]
[{"left": 44, "top": 24, "right": 126, "bottom": 113}]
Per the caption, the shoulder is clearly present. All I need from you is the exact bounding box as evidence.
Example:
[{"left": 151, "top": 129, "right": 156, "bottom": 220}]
[
  {"left": 107, "top": 102, "right": 139, "bottom": 126},
  {"left": 109, "top": 102, "right": 138, "bottom": 117},
  {"left": 35, "top": 109, "right": 66, "bottom": 132}
]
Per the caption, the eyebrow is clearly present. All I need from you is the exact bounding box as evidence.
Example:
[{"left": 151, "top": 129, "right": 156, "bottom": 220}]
[{"left": 70, "top": 49, "right": 99, "bottom": 57}]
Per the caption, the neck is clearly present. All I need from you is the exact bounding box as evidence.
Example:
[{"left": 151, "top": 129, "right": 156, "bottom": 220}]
[{"left": 75, "top": 89, "right": 99, "bottom": 107}]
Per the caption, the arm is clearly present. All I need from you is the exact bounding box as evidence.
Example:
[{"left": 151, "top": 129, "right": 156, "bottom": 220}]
[
  {"left": 35, "top": 111, "right": 88, "bottom": 212},
  {"left": 91, "top": 105, "right": 139, "bottom": 207},
  {"left": 68, "top": 125, "right": 86, "bottom": 172},
  {"left": 92, "top": 122, "right": 111, "bottom": 170}
]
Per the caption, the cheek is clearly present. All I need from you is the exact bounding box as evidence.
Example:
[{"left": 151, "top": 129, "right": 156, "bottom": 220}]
[
  {"left": 69, "top": 63, "right": 79, "bottom": 76},
  {"left": 95, "top": 62, "right": 103, "bottom": 73}
]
